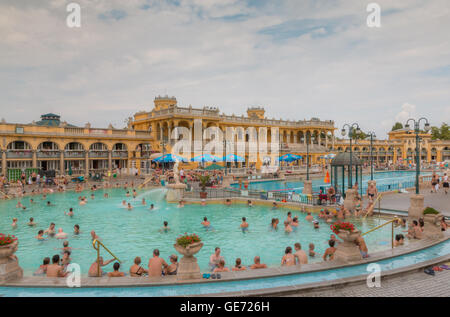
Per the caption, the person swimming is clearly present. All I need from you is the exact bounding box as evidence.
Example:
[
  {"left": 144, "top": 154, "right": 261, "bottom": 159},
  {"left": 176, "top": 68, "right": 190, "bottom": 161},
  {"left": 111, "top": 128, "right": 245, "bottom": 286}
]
[
  {"left": 127, "top": 203, "right": 133, "bottom": 210},
  {"left": 160, "top": 221, "right": 170, "bottom": 233},
  {"left": 11, "top": 218, "right": 18, "bottom": 228},
  {"left": 149, "top": 204, "right": 154, "bottom": 210},
  {"left": 142, "top": 198, "right": 146, "bottom": 205},
  {"left": 65, "top": 208, "right": 74, "bottom": 217},
  {"left": 55, "top": 228, "right": 68, "bottom": 239},
  {"left": 240, "top": 217, "right": 249, "bottom": 232},
  {"left": 201, "top": 217, "right": 212, "bottom": 230},
  {"left": 28, "top": 217, "right": 37, "bottom": 226},
  {"left": 36, "top": 230, "right": 46, "bottom": 241},
  {"left": 284, "top": 220, "right": 292, "bottom": 233},
  {"left": 74, "top": 224, "right": 80, "bottom": 235}
]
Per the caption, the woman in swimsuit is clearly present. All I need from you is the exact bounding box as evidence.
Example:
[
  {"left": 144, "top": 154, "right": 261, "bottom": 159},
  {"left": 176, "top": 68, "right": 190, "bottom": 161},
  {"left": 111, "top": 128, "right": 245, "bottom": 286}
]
[
  {"left": 281, "top": 246, "right": 296, "bottom": 266},
  {"left": 129, "top": 257, "right": 148, "bottom": 277},
  {"left": 165, "top": 255, "right": 178, "bottom": 276}
]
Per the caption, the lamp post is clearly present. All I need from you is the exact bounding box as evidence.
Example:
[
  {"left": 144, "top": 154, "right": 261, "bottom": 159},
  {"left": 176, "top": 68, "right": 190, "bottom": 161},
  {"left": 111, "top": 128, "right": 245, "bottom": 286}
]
[
  {"left": 405, "top": 118, "right": 430, "bottom": 195},
  {"left": 366, "top": 132, "right": 376, "bottom": 181},
  {"left": 306, "top": 133, "right": 310, "bottom": 181},
  {"left": 341, "top": 123, "right": 361, "bottom": 189},
  {"left": 223, "top": 138, "right": 227, "bottom": 176}
]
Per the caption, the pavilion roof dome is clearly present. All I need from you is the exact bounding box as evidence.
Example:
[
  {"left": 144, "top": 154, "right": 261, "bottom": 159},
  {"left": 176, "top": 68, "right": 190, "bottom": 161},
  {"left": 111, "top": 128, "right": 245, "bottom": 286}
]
[
  {"left": 34, "top": 113, "right": 78, "bottom": 127},
  {"left": 330, "top": 152, "right": 362, "bottom": 166}
]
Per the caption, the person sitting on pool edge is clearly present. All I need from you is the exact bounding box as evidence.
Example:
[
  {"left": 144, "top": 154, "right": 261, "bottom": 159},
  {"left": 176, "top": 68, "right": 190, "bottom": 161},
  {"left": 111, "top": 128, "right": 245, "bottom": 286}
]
[
  {"left": 250, "top": 256, "right": 267, "bottom": 269},
  {"left": 394, "top": 234, "right": 405, "bottom": 247},
  {"left": 165, "top": 254, "right": 178, "bottom": 276},
  {"left": 130, "top": 256, "right": 148, "bottom": 277},
  {"left": 323, "top": 240, "right": 336, "bottom": 261},
  {"left": 281, "top": 246, "right": 295, "bottom": 266},
  {"left": 148, "top": 249, "right": 169, "bottom": 277},
  {"left": 46, "top": 254, "right": 67, "bottom": 277},
  {"left": 34, "top": 257, "right": 50, "bottom": 276},
  {"left": 108, "top": 262, "right": 125, "bottom": 277},
  {"left": 88, "top": 256, "right": 115, "bottom": 277},
  {"left": 294, "top": 243, "right": 308, "bottom": 264}
]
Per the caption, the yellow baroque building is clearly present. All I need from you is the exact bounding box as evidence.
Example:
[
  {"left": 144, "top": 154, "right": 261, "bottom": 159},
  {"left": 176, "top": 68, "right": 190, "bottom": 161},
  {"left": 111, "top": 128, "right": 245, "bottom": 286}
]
[
  {"left": 131, "top": 95, "right": 336, "bottom": 168},
  {"left": 333, "top": 129, "right": 450, "bottom": 165},
  {"left": 0, "top": 114, "right": 153, "bottom": 180}
]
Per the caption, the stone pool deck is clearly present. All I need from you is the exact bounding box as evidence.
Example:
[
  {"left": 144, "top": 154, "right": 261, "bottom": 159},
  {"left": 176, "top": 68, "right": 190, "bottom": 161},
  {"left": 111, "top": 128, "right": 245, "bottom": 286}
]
[
  {"left": 2, "top": 233, "right": 448, "bottom": 296},
  {"left": 380, "top": 191, "right": 450, "bottom": 216}
]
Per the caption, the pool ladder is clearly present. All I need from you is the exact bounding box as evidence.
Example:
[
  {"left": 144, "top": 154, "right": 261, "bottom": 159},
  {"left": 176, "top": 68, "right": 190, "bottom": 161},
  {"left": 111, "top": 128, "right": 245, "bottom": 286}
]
[
  {"left": 361, "top": 216, "right": 400, "bottom": 249},
  {"left": 92, "top": 239, "right": 121, "bottom": 277}
]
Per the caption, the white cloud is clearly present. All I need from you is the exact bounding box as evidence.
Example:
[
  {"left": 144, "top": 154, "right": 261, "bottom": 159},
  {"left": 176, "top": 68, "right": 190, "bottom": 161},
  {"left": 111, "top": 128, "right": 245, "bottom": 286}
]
[
  {"left": 395, "top": 103, "right": 417, "bottom": 124},
  {"left": 0, "top": 0, "right": 449, "bottom": 134}
]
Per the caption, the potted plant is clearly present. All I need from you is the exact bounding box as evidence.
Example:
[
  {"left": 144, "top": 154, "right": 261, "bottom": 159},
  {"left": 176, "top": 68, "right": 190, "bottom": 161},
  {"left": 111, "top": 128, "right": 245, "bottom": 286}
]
[
  {"left": 198, "top": 175, "right": 210, "bottom": 199},
  {"left": 0, "top": 233, "right": 18, "bottom": 260},
  {"left": 423, "top": 207, "right": 442, "bottom": 225},
  {"left": 174, "top": 233, "right": 203, "bottom": 256},
  {"left": 330, "top": 222, "right": 360, "bottom": 243},
  {"left": 173, "top": 233, "right": 203, "bottom": 280}
]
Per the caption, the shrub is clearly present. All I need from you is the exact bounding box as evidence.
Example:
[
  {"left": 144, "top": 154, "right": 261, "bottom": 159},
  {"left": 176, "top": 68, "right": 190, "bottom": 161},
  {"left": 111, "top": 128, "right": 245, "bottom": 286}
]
[
  {"left": 423, "top": 207, "right": 439, "bottom": 215},
  {"left": 330, "top": 222, "right": 356, "bottom": 234}
]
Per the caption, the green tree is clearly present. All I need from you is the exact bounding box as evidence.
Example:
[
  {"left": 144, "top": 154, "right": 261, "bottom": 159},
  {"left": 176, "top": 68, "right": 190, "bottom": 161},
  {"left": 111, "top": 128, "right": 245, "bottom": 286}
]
[
  {"left": 431, "top": 123, "right": 450, "bottom": 140},
  {"left": 391, "top": 122, "right": 403, "bottom": 131}
]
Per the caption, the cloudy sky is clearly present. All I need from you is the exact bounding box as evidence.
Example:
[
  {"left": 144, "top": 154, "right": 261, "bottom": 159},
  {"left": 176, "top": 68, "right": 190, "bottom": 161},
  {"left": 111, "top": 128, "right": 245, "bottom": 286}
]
[{"left": 1, "top": 0, "right": 449, "bottom": 138}]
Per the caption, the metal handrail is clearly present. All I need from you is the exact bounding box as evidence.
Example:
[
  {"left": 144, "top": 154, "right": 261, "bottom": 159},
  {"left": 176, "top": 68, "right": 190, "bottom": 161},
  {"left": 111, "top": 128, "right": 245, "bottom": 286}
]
[
  {"left": 361, "top": 216, "right": 399, "bottom": 248},
  {"left": 92, "top": 239, "right": 121, "bottom": 277}
]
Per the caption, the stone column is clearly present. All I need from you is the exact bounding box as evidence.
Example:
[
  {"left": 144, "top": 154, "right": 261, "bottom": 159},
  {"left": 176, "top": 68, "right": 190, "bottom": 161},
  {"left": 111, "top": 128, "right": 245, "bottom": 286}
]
[
  {"left": 59, "top": 151, "right": 64, "bottom": 175},
  {"left": 344, "top": 188, "right": 358, "bottom": 211},
  {"left": 408, "top": 194, "right": 424, "bottom": 219},
  {"left": 85, "top": 151, "right": 89, "bottom": 176},
  {"left": 1, "top": 151, "right": 6, "bottom": 176},
  {"left": 108, "top": 150, "right": 112, "bottom": 173},
  {"left": 32, "top": 150, "right": 37, "bottom": 168},
  {"left": 302, "top": 180, "right": 313, "bottom": 195}
]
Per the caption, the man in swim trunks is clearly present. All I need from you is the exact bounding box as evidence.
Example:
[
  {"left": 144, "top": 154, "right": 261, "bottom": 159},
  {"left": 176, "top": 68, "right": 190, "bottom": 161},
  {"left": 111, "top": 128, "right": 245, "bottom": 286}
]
[
  {"left": 209, "top": 247, "right": 224, "bottom": 271},
  {"left": 240, "top": 217, "right": 249, "bottom": 231},
  {"left": 367, "top": 182, "right": 378, "bottom": 203},
  {"left": 88, "top": 256, "right": 115, "bottom": 277},
  {"left": 201, "top": 217, "right": 211, "bottom": 228},
  {"left": 148, "top": 249, "right": 168, "bottom": 277},
  {"left": 305, "top": 212, "right": 314, "bottom": 222},
  {"left": 46, "top": 255, "right": 67, "bottom": 277},
  {"left": 159, "top": 221, "right": 170, "bottom": 233},
  {"left": 294, "top": 243, "right": 308, "bottom": 264},
  {"left": 44, "top": 223, "right": 56, "bottom": 236}
]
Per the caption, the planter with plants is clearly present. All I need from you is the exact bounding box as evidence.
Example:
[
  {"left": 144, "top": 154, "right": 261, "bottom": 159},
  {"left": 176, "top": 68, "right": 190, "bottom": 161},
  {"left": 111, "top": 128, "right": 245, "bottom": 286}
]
[
  {"left": 198, "top": 175, "right": 210, "bottom": 199},
  {"left": 0, "top": 233, "right": 23, "bottom": 283},
  {"left": 173, "top": 233, "right": 203, "bottom": 280},
  {"left": 330, "top": 222, "right": 360, "bottom": 243},
  {"left": 423, "top": 207, "right": 443, "bottom": 225}
]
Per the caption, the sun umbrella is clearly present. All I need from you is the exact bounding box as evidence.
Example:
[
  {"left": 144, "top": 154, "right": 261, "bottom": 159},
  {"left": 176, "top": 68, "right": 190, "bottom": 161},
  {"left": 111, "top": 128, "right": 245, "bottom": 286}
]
[
  {"left": 279, "top": 153, "right": 302, "bottom": 162},
  {"left": 152, "top": 154, "right": 188, "bottom": 163},
  {"left": 223, "top": 154, "right": 245, "bottom": 162},
  {"left": 191, "top": 154, "right": 222, "bottom": 162}
]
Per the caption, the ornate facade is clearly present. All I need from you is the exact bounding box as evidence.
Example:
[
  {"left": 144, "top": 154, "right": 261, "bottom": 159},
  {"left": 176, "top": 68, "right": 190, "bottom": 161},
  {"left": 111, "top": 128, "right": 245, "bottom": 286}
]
[
  {"left": 0, "top": 114, "right": 153, "bottom": 178},
  {"left": 132, "top": 96, "right": 336, "bottom": 167}
]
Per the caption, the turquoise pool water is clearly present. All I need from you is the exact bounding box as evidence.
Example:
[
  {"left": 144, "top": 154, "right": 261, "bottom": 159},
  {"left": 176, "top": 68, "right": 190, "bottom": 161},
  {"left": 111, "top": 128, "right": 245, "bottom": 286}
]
[
  {"left": 232, "top": 171, "right": 431, "bottom": 194},
  {"left": 0, "top": 238, "right": 448, "bottom": 297},
  {"left": 0, "top": 188, "right": 405, "bottom": 276}
]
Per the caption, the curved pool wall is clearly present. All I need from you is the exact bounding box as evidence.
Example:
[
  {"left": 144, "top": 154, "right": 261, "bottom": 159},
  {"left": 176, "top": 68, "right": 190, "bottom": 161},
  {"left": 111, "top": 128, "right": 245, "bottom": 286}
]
[
  {"left": 231, "top": 171, "right": 432, "bottom": 194},
  {"left": 0, "top": 236, "right": 448, "bottom": 297},
  {"left": 0, "top": 188, "right": 405, "bottom": 275}
]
